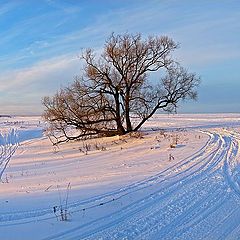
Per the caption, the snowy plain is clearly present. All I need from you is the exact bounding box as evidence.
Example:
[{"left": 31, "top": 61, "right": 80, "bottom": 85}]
[{"left": 0, "top": 113, "right": 240, "bottom": 240}]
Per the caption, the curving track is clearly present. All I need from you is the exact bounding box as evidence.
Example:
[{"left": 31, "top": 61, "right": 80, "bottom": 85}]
[
  {"left": 1, "top": 129, "right": 240, "bottom": 240},
  {"left": 0, "top": 129, "right": 19, "bottom": 181}
]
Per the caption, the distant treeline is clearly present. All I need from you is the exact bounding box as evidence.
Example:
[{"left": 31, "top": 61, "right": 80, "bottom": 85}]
[{"left": 0, "top": 115, "right": 12, "bottom": 118}]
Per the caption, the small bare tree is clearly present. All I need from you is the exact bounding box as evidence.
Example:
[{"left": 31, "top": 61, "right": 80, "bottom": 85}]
[{"left": 43, "top": 33, "right": 200, "bottom": 144}]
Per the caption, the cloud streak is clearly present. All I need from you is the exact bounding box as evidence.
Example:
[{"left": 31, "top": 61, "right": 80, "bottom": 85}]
[{"left": 0, "top": 54, "right": 80, "bottom": 114}]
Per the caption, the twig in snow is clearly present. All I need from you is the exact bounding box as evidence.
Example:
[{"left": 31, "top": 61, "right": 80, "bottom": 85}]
[{"left": 44, "top": 185, "right": 52, "bottom": 192}]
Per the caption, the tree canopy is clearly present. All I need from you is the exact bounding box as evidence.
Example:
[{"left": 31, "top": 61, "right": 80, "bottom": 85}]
[{"left": 43, "top": 33, "right": 200, "bottom": 144}]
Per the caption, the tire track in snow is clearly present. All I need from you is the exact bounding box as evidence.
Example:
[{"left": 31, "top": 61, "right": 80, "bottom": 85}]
[
  {"left": 1, "top": 129, "right": 240, "bottom": 240},
  {"left": 0, "top": 131, "right": 214, "bottom": 224},
  {"left": 0, "top": 129, "right": 19, "bottom": 180},
  {"left": 42, "top": 129, "right": 240, "bottom": 240},
  {"left": 78, "top": 132, "right": 234, "bottom": 239}
]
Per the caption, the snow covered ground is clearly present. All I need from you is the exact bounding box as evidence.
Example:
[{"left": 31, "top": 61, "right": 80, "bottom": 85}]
[{"left": 0, "top": 114, "right": 240, "bottom": 239}]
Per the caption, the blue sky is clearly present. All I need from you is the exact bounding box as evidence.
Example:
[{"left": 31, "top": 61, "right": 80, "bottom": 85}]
[{"left": 0, "top": 0, "right": 239, "bottom": 115}]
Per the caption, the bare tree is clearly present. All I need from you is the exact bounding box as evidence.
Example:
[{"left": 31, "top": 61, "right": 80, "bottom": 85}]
[{"left": 43, "top": 33, "right": 200, "bottom": 144}]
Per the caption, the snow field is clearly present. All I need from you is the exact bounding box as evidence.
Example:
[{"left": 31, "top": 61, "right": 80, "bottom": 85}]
[{"left": 0, "top": 114, "right": 240, "bottom": 239}]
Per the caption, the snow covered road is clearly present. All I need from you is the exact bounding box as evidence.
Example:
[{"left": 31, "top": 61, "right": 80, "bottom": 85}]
[{"left": 36, "top": 129, "right": 239, "bottom": 240}]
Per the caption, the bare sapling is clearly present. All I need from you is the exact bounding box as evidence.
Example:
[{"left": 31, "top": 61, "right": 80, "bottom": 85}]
[{"left": 55, "top": 183, "right": 71, "bottom": 221}]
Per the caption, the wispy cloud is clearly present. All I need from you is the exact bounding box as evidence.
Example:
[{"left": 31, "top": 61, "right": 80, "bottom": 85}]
[
  {"left": 0, "top": 54, "right": 80, "bottom": 114},
  {"left": 0, "top": 54, "right": 79, "bottom": 92},
  {"left": 2, "top": 0, "right": 239, "bottom": 71},
  {"left": 44, "top": 0, "right": 82, "bottom": 14},
  {"left": 0, "top": 2, "right": 18, "bottom": 16}
]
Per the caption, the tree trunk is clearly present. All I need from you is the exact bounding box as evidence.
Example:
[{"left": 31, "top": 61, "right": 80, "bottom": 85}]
[
  {"left": 125, "top": 107, "right": 132, "bottom": 132},
  {"left": 115, "top": 92, "right": 126, "bottom": 135},
  {"left": 125, "top": 90, "right": 132, "bottom": 132}
]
